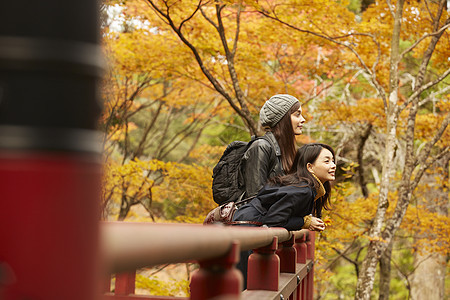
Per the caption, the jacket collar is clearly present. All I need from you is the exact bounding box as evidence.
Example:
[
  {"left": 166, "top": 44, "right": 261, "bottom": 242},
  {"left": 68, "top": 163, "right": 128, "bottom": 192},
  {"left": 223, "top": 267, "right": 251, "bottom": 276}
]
[{"left": 311, "top": 173, "right": 326, "bottom": 201}]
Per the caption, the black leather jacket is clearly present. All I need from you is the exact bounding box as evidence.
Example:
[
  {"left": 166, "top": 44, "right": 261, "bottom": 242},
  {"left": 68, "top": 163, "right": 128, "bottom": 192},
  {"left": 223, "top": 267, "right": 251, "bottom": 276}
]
[{"left": 241, "top": 132, "right": 284, "bottom": 198}]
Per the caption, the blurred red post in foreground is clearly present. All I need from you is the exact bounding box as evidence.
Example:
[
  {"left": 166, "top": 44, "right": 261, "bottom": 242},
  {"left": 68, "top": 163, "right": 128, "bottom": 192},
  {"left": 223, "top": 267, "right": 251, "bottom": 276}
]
[{"left": 0, "top": 1, "right": 104, "bottom": 299}]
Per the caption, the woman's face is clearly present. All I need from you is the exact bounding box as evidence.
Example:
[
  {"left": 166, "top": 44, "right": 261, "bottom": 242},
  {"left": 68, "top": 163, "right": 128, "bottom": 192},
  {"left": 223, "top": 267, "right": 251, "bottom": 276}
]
[
  {"left": 307, "top": 148, "right": 336, "bottom": 183},
  {"left": 291, "top": 106, "right": 306, "bottom": 135}
]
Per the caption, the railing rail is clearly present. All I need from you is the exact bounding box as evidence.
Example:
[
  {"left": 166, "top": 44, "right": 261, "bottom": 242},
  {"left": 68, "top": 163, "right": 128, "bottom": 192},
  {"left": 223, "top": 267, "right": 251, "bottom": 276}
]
[{"left": 102, "top": 222, "right": 315, "bottom": 300}]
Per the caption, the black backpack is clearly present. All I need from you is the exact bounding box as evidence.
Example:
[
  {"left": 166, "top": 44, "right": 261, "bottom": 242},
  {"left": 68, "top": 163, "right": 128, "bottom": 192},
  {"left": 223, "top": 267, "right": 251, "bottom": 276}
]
[{"left": 212, "top": 136, "right": 266, "bottom": 205}]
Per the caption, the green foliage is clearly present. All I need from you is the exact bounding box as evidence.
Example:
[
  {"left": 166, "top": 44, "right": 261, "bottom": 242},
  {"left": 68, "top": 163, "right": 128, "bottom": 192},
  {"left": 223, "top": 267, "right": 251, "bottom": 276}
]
[
  {"left": 347, "top": 0, "right": 362, "bottom": 13},
  {"left": 203, "top": 115, "right": 252, "bottom": 147},
  {"left": 322, "top": 263, "right": 357, "bottom": 299}
]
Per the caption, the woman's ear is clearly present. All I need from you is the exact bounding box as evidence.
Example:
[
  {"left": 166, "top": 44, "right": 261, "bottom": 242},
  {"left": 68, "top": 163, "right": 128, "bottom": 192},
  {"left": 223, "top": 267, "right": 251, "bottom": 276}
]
[{"left": 307, "top": 162, "right": 314, "bottom": 173}]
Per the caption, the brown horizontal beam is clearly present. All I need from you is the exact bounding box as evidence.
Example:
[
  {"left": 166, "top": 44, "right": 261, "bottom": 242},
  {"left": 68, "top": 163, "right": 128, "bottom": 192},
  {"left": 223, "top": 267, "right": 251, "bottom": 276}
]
[{"left": 100, "top": 222, "right": 308, "bottom": 274}]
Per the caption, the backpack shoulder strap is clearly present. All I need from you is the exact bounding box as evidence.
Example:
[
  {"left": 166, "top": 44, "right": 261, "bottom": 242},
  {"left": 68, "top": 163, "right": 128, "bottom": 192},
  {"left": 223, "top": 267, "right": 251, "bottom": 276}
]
[
  {"left": 258, "top": 131, "right": 281, "bottom": 157},
  {"left": 257, "top": 131, "right": 284, "bottom": 175}
]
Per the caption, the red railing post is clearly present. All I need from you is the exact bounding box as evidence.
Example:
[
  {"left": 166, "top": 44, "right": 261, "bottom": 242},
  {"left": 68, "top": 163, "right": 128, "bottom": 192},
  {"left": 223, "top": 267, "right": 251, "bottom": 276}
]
[
  {"left": 306, "top": 231, "right": 315, "bottom": 261},
  {"left": 115, "top": 271, "right": 136, "bottom": 295},
  {"left": 190, "top": 242, "right": 241, "bottom": 300},
  {"left": 306, "top": 231, "right": 315, "bottom": 300},
  {"left": 277, "top": 235, "right": 297, "bottom": 300},
  {"left": 247, "top": 237, "right": 279, "bottom": 291},
  {"left": 295, "top": 232, "right": 308, "bottom": 264},
  {"left": 294, "top": 232, "right": 308, "bottom": 299},
  {"left": 276, "top": 235, "right": 297, "bottom": 273}
]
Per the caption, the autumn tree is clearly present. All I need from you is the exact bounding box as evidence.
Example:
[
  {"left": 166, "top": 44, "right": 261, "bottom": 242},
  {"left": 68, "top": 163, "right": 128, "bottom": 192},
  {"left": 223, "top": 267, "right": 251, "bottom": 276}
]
[
  {"left": 115, "top": 0, "right": 342, "bottom": 136},
  {"left": 101, "top": 8, "right": 222, "bottom": 220},
  {"left": 101, "top": 0, "right": 345, "bottom": 220},
  {"left": 248, "top": 0, "right": 449, "bottom": 298},
  {"left": 100, "top": 0, "right": 449, "bottom": 298}
]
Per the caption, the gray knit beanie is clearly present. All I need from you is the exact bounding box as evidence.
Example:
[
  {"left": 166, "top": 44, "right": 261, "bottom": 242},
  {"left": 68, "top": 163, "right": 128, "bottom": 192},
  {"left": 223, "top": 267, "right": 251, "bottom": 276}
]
[{"left": 259, "top": 94, "right": 300, "bottom": 128}]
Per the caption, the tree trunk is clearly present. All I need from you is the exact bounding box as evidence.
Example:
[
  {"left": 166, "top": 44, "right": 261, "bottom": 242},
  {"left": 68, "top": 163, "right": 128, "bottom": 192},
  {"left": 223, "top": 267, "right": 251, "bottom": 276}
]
[
  {"left": 378, "top": 241, "right": 393, "bottom": 300},
  {"left": 411, "top": 193, "right": 446, "bottom": 300},
  {"left": 410, "top": 154, "right": 449, "bottom": 300},
  {"left": 411, "top": 253, "right": 446, "bottom": 300},
  {"left": 355, "top": 1, "right": 405, "bottom": 299},
  {"left": 357, "top": 123, "right": 372, "bottom": 198},
  {"left": 118, "top": 194, "right": 130, "bottom": 221},
  {"left": 354, "top": 107, "right": 400, "bottom": 300}
]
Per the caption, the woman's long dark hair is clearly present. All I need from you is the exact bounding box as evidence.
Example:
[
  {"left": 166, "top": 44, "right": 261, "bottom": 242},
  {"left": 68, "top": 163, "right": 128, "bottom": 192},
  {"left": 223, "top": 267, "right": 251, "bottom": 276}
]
[
  {"left": 269, "top": 101, "right": 301, "bottom": 172},
  {"left": 268, "top": 143, "right": 335, "bottom": 218}
]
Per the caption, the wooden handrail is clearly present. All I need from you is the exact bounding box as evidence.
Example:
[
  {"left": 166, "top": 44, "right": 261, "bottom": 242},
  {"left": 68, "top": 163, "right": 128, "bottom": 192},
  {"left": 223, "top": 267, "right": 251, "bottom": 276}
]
[
  {"left": 101, "top": 222, "right": 298, "bottom": 274},
  {"left": 101, "top": 222, "right": 314, "bottom": 300}
]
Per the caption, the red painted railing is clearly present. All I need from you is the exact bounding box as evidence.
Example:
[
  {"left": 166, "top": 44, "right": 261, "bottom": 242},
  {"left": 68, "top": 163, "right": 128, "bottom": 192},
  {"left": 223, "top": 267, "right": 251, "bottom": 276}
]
[{"left": 101, "top": 222, "right": 315, "bottom": 300}]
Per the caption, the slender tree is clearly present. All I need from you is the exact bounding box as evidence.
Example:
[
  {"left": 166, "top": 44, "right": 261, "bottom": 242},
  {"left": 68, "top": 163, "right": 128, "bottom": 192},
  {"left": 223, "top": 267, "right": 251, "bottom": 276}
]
[{"left": 251, "top": 0, "right": 449, "bottom": 298}]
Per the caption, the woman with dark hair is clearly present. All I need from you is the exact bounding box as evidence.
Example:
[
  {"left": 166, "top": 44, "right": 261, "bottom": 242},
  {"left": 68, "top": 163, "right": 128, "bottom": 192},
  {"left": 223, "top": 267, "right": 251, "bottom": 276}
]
[
  {"left": 241, "top": 94, "right": 305, "bottom": 200},
  {"left": 234, "top": 143, "right": 335, "bottom": 230},
  {"left": 234, "top": 143, "right": 336, "bottom": 288}
]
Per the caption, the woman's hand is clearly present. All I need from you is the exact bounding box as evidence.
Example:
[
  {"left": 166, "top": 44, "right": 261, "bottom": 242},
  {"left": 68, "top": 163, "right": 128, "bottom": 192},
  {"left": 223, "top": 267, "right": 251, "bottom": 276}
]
[{"left": 309, "top": 217, "right": 325, "bottom": 231}]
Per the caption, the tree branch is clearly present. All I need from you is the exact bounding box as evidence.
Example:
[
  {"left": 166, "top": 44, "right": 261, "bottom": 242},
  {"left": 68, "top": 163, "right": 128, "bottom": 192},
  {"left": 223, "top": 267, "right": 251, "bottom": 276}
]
[
  {"left": 332, "top": 246, "right": 360, "bottom": 277},
  {"left": 400, "top": 68, "right": 450, "bottom": 112},
  {"left": 411, "top": 146, "right": 449, "bottom": 193},
  {"left": 214, "top": 1, "right": 256, "bottom": 134},
  {"left": 145, "top": 0, "right": 257, "bottom": 134},
  {"left": 418, "top": 86, "right": 450, "bottom": 107},
  {"left": 200, "top": 5, "right": 218, "bottom": 29},
  {"left": 178, "top": 0, "right": 203, "bottom": 31},
  {"left": 414, "top": 111, "right": 449, "bottom": 166},
  {"left": 232, "top": 2, "right": 242, "bottom": 57},
  {"left": 256, "top": 9, "right": 388, "bottom": 108},
  {"left": 132, "top": 100, "right": 164, "bottom": 159},
  {"left": 400, "top": 23, "right": 450, "bottom": 59}
]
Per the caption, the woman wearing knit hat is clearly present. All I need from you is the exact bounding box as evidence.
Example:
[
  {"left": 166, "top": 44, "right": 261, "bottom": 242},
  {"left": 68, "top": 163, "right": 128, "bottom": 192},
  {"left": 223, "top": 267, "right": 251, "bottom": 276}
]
[
  {"left": 236, "top": 94, "right": 305, "bottom": 289},
  {"left": 241, "top": 94, "right": 305, "bottom": 199}
]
